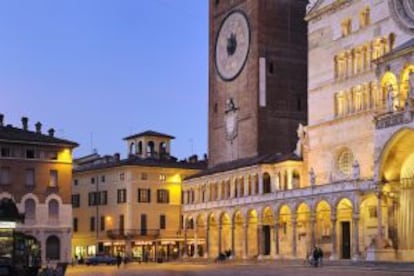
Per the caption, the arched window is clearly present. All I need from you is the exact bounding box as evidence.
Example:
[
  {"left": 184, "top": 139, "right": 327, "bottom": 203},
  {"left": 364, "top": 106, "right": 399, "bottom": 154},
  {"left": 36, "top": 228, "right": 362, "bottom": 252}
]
[
  {"left": 137, "top": 141, "right": 143, "bottom": 155},
  {"left": 234, "top": 178, "right": 238, "bottom": 197},
  {"left": 159, "top": 142, "right": 167, "bottom": 156},
  {"left": 146, "top": 141, "right": 155, "bottom": 157},
  {"left": 129, "top": 143, "right": 135, "bottom": 155},
  {"left": 263, "top": 173, "right": 271, "bottom": 194},
  {"left": 337, "top": 148, "right": 354, "bottom": 176},
  {"left": 292, "top": 170, "right": 300, "bottom": 189},
  {"left": 283, "top": 171, "right": 289, "bottom": 190},
  {"left": 247, "top": 175, "right": 252, "bottom": 196},
  {"left": 46, "top": 235, "right": 60, "bottom": 260},
  {"left": 239, "top": 177, "right": 245, "bottom": 197},
  {"left": 24, "top": 198, "right": 36, "bottom": 220},
  {"left": 48, "top": 199, "right": 59, "bottom": 220},
  {"left": 254, "top": 174, "right": 259, "bottom": 195}
]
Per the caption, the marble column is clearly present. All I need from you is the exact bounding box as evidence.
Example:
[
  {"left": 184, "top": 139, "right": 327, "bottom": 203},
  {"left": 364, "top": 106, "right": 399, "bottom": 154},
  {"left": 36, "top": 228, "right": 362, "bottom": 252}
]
[
  {"left": 377, "top": 192, "right": 384, "bottom": 240},
  {"left": 231, "top": 224, "right": 236, "bottom": 259},
  {"left": 243, "top": 223, "right": 248, "bottom": 259},
  {"left": 292, "top": 216, "right": 297, "bottom": 258},
  {"left": 257, "top": 223, "right": 263, "bottom": 259},
  {"left": 352, "top": 213, "right": 360, "bottom": 260},
  {"left": 183, "top": 222, "right": 188, "bottom": 258},
  {"left": 193, "top": 227, "right": 198, "bottom": 258},
  {"left": 258, "top": 173, "right": 264, "bottom": 195},
  {"left": 218, "top": 225, "right": 222, "bottom": 254},
  {"left": 274, "top": 222, "right": 280, "bottom": 258},
  {"left": 310, "top": 214, "right": 316, "bottom": 248},
  {"left": 330, "top": 213, "right": 337, "bottom": 260},
  {"left": 205, "top": 226, "right": 210, "bottom": 258}
]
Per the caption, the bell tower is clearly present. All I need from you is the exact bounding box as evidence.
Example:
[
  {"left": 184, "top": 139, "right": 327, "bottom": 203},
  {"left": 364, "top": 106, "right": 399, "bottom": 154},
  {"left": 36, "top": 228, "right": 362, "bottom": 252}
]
[{"left": 208, "top": 0, "right": 308, "bottom": 167}]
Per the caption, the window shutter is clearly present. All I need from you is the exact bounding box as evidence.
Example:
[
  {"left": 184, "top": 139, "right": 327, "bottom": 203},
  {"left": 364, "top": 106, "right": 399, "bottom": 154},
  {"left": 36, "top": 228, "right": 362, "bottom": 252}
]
[
  {"left": 138, "top": 189, "right": 141, "bottom": 202},
  {"left": 147, "top": 189, "right": 151, "bottom": 203},
  {"left": 167, "top": 191, "right": 170, "bottom": 203}
]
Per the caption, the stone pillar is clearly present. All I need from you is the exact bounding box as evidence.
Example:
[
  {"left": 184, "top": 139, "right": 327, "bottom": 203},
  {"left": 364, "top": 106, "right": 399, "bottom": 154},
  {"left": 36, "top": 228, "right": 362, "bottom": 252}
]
[
  {"left": 352, "top": 213, "right": 360, "bottom": 260},
  {"left": 274, "top": 222, "right": 280, "bottom": 258},
  {"left": 243, "top": 223, "right": 248, "bottom": 259},
  {"left": 193, "top": 227, "right": 198, "bottom": 258},
  {"left": 231, "top": 224, "right": 236, "bottom": 259},
  {"left": 217, "top": 183, "right": 222, "bottom": 201},
  {"left": 292, "top": 216, "right": 297, "bottom": 258},
  {"left": 258, "top": 173, "right": 264, "bottom": 195},
  {"left": 377, "top": 192, "right": 384, "bottom": 240},
  {"left": 330, "top": 213, "right": 337, "bottom": 260},
  {"left": 205, "top": 226, "right": 209, "bottom": 258},
  {"left": 183, "top": 222, "right": 188, "bottom": 258},
  {"left": 257, "top": 223, "right": 263, "bottom": 259},
  {"left": 244, "top": 176, "right": 249, "bottom": 197},
  {"left": 310, "top": 214, "right": 316, "bottom": 248},
  {"left": 218, "top": 225, "right": 222, "bottom": 254}
]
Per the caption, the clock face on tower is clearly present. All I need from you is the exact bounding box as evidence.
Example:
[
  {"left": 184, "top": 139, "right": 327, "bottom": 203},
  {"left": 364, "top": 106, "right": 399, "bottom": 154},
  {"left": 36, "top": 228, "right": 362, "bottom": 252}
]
[{"left": 215, "top": 10, "right": 250, "bottom": 81}]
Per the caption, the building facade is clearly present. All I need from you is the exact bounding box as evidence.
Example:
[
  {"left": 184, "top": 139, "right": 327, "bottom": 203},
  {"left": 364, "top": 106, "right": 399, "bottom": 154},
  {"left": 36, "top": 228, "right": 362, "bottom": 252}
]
[
  {"left": 0, "top": 115, "right": 78, "bottom": 265},
  {"left": 72, "top": 131, "right": 205, "bottom": 261},
  {"left": 182, "top": 0, "right": 414, "bottom": 262}
]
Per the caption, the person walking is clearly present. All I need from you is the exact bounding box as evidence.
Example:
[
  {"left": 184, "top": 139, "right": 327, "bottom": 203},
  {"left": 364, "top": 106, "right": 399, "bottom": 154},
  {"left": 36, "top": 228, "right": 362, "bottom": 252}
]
[
  {"left": 312, "top": 246, "right": 319, "bottom": 267},
  {"left": 317, "top": 247, "right": 324, "bottom": 267},
  {"left": 116, "top": 253, "right": 122, "bottom": 268}
]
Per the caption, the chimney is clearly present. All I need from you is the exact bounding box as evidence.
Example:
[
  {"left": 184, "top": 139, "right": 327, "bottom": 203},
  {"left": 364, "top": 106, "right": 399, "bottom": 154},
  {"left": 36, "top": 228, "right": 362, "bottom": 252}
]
[
  {"left": 35, "top": 122, "right": 42, "bottom": 134},
  {"left": 0, "top": 114, "right": 3, "bottom": 127},
  {"left": 21, "top": 117, "right": 28, "bottom": 131},
  {"left": 48, "top": 128, "right": 55, "bottom": 137}
]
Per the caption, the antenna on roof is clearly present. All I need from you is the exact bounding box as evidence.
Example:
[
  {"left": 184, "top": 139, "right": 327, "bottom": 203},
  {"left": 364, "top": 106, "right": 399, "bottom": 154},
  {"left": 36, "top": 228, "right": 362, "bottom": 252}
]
[{"left": 90, "top": 132, "right": 95, "bottom": 154}]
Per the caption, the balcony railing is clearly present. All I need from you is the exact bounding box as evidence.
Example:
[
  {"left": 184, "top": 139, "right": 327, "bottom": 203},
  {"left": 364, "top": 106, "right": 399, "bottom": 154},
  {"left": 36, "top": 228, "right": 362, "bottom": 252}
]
[
  {"left": 375, "top": 109, "right": 413, "bottom": 129},
  {"left": 106, "top": 229, "right": 160, "bottom": 240}
]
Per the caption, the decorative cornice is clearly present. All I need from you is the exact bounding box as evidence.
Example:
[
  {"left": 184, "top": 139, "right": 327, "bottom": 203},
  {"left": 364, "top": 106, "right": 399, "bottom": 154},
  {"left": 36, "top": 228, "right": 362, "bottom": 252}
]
[{"left": 305, "top": 0, "right": 352, "bottom": 22}]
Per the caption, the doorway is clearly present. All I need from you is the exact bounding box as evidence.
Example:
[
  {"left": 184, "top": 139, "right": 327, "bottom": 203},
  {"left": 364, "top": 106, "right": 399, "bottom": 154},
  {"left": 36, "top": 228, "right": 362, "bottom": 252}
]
[{"left": 341, "top": 221, "right": 351, "bottom": 259}]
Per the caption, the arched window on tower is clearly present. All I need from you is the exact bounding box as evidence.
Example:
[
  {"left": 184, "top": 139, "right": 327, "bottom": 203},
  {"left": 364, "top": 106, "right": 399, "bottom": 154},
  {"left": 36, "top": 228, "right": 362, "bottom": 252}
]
[
  {"left": 159, "top": 142, "right": 167, "bottom": 158},
  {"left": 263, "top": 173, "right": 271, "bottom": 194},
  {"left": 137, "top": 141, "right": 143, "bottom": 155},
  {"left": 129, "top": 143, "right": 135, "bottom": 155}
]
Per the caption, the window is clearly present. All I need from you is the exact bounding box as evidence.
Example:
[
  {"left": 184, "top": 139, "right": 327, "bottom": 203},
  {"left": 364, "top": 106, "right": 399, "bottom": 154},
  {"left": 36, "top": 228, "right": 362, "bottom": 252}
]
[
  {"left": 120, "top": 173, "right": 125, "bottom": 181},
  {"left": 157, "top": 189, "right": 169, "bottom": 204},
  {"left": 49, "top": 170, "right": 58, "bottom": 187},
  {"left": 46, "top": 235, "right": 60, "bottom": 260},
  {"left": 100, "top": 191, "right": 108, "bottom": 205},
  {"left": 90, "top": 217, "right": 95, "bottom": 232},
  {"left": 49, "top": 151, "right": 58, "bottom": 160},
  {"left": 119, "top": 215, "right": 124, "bottom": 231},
  {"left": 160, "top": 215, "right": 166, "bottom": 230},
  {"left": 338, "top": 149, "right": 354, "bottom": 175},
  {"left": 117, "top": 189, "right": 127, "bottom": 203},
  {"left": 24, "top": 199, "right": 36, "bottom": 220},
  {"left": 73, "top": 179, "right": 78, "bottom": 186},
  {"left": 1, "top": 147, "right": 10, "bottom": 157},
  {"left": 100, "top": 216, "right": 105, "bottom": 231},
  {"left": 72, "top": 194, "right": 80, "bottom": 208},
  {"left": 141, "top": 172, "right": 148, "bottom": 180},
  {"left": 101, "top": 175, "right": 105, "bottom": 183},
  {"left": 137, "top": 188, "right": 151, "bottom": 203},
  {"left": 0, "top": 167, "right": 10, "bottom": 185},
  {"left": 48, "top": 199, "right": 59, "bottom": 220},
  {"left": 73, "top": 218, "right": 78, "bottom": 232},
  {"left": 159, "top": 174, "right": 166, "bottom": 182},
  {"left": 91, "top": 177, "right": 95, "bottom": 184},
  {"left": 268, "top": 61, "right": 274, "bottom": 74},
  {"left": 25, "top": 168, "right": 35, "bottom": 186},
  {"left": 26, "top": 149, "right": 35, "bottom": 159}
]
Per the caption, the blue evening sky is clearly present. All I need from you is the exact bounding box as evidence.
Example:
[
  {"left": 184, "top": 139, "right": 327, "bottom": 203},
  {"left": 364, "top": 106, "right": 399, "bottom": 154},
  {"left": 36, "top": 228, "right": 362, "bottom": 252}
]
[{"left": 0, "top": 0, "right": 208, "bottom": 160}]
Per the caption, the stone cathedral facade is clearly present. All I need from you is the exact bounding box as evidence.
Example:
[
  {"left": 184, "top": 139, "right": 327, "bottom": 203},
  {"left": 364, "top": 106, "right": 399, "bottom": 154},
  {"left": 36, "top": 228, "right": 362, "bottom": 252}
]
[{"left": 182, "top": 0, "right": 414, "bottom": 262}]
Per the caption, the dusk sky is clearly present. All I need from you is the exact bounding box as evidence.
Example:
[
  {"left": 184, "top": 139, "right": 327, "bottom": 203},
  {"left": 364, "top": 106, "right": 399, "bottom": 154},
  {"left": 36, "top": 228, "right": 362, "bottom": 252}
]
[{"left": 0, "top": 0, "right": 208, "bottom": 160}]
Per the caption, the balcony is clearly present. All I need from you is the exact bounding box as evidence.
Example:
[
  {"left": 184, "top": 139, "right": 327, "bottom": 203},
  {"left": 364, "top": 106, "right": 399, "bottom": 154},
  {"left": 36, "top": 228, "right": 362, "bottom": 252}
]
[
  {"left": 106, "top": 229, "right": 160, "bottom": 240},
  {"left": 375, "top": 109, "right": 414, "bottom": 129}
]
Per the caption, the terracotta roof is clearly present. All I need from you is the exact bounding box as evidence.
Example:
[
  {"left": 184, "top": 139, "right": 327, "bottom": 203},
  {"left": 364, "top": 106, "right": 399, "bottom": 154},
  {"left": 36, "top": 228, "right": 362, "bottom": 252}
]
[
  {"left": 73, "top": 155, "right": 206, "bottom": 173},
  {"left": 185, "top": 153, "right": 301, "bottom": 180},
  {"left": 123, "top": 130, "right": 175, "bottom": 140},
  {"left": 0, "top": 125, "right": 78, "bottom": 147}
]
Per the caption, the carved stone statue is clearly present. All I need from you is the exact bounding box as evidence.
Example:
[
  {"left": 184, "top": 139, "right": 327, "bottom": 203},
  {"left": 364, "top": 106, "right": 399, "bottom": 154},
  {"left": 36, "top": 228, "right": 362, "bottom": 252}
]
[
  {"left": 309, "top": 168, "right": 316, "bottom": 186},
  {"left": 387, "top": 84, "right": 395, "bottom": 112},
  {"left": 352, "top": 159, "right": 360, "bottom": 180},
  {"left": 409, "top": 71, "right": 414, "bottom": 101},
  {"left": 294, "top": 123, "right": 306, "bottom": 157}
]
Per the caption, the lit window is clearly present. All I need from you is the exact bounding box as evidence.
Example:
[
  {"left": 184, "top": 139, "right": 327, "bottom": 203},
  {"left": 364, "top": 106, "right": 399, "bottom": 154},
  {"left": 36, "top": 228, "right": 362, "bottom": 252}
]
[
  {"left": 49, "top": 170, "right": 58, "bottom": 187},
  {"left": 338, "top": 149, "right": 353, "bottom": 175},
  {"left": 159, "top": 174, "right": 166, "bottom": 182},
  {"left": 117, "top": 189, "right": 127, "bottom": 203}
]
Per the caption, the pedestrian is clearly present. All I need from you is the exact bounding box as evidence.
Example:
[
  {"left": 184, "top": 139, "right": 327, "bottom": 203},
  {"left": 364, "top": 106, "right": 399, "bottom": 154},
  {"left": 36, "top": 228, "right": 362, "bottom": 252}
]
[
  {"left": 312, "top": 246, "right": 319, "bottom": 267},
  {"left": 116, "top": 253, "right": 122, "bottom": 268},
  {"left": 317, "top": 247, "right": 324, "bottom": 267}
]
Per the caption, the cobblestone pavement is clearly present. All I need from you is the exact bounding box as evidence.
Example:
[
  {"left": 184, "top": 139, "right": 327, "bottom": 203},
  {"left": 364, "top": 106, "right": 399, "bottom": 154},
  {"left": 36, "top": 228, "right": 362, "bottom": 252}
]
[{"left": 66, "top": 261, "right": 414, "bottom": 276}]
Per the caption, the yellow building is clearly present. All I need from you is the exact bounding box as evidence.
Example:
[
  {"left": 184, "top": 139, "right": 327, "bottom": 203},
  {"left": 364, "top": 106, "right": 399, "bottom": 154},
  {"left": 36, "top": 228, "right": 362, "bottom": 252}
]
[
  {"left": 72, "top": 131, "right": 205, "bottom": 261},
  {"left": 0, "top": 115, "right": 78, "bottom": 266}
]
